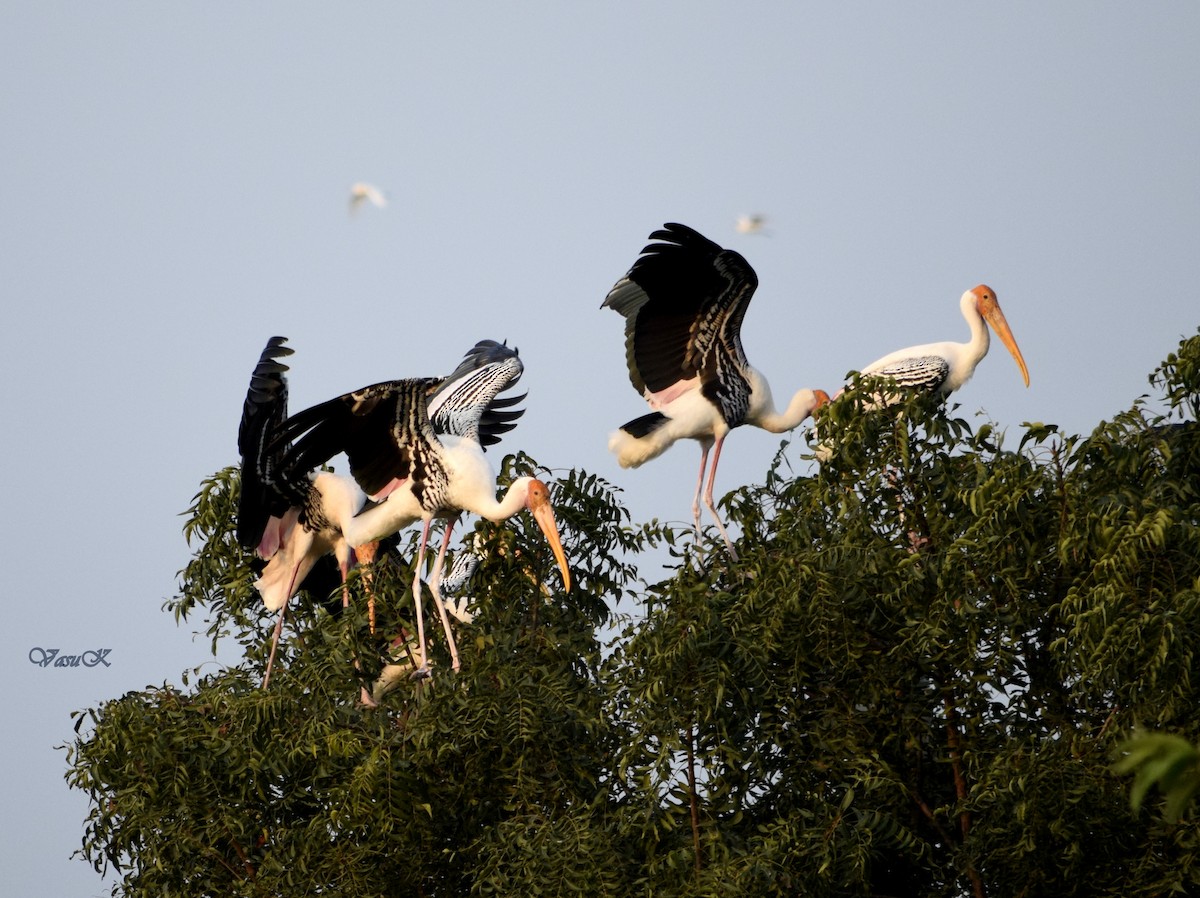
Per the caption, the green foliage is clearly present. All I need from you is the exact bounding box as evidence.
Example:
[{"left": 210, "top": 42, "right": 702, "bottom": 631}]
[
  {"left": 68, "top": 330, "right": 1200, "bottom": 896},
  {"left": 1114, "top": 732, "right": 1200, "bottom": 821},
  {"left": 70, "top": 460, "right": 650, "bottom": 897}
]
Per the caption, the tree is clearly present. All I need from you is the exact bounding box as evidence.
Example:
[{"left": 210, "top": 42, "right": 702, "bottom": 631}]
[{"left": 68, "top": 332, "right": 1200, "bottom": 897}]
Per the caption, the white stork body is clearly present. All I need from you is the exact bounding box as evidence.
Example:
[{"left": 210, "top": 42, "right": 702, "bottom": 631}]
[
  {"left": 857, "top": 286, "right": 1029, "bottom": 397},
  {"left": 279, "top": 341, "right": 570, "bottom": 677},
  {"left": 604, "top": 222, "right": 828, "bottom": 559},
  {"left": 251, "top": 471, "right": 364, "bottom": 613}
]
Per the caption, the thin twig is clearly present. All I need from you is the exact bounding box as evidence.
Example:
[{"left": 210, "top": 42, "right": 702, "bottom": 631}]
[{"left": 685, "top": 719, "right": 703, "bottom": 872}]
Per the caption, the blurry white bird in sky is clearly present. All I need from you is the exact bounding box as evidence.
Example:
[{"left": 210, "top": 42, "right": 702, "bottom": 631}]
[
  {"left": 349, "top": 182, "right": 388, "bottom": 214},
  {"left": 735, "top": 214, "right": 768, "bottom": 235}
]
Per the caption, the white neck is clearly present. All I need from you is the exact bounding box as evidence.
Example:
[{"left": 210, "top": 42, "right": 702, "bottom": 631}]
[
  {"left": 467, "top": 475, "right": 532, "bottom": 522},
  {"left": 746, "top": 368, "right": 821, "bottom": 433},
  {"left": 960, "top": 290, "right": 990, "bottom": 368},
  {"left": 755, "top": 389, "right": 822, "bottom": 433}
]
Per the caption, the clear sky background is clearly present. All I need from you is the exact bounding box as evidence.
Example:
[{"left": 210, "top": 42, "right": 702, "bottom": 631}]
[{"left": 2, "top": 4, "right": 1197, "bottom": 892}]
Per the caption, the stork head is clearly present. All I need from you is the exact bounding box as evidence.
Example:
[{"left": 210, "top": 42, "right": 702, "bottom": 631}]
[
  {"left": 812, "top": 389, "right": 831, "bottom": 413},
  {"left": 969, "top": 285, "right": 1030, "bottom": 387},
  {"left": 523, "top": 478, "right": 572, "bottom": 593}
]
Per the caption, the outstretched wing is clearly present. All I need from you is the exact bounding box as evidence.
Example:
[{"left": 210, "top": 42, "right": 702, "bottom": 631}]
[
  {"left": 277, "top": 377, "right": 445, "bottom": 500},
  {"left": 602, "top": 222, "right": 757, "bottom": 402},
  {"left": 428, "top": 339, "right": 526, "bottom": 448},
  {"left": 236, "top": 336, "right": 306, "bottom": 549}
]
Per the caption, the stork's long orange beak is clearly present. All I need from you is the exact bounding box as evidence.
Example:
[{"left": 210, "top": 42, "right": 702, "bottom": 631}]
[
  {"left": 975, "top": 286, "right": 1030, "bottom": 387},
  {"left": 525, "top": 478, "right": 572, "bottom": 593}
]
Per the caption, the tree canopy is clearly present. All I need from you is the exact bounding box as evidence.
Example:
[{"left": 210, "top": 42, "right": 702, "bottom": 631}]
[{"left": 68, "top": 330, "right": 1200, "bottom": 897}]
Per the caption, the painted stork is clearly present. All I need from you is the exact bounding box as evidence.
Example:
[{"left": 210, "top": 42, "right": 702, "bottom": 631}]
[
  {"left": 276, "top": 340, "right": 571, "bottom": 676},
  {"left": 814, "top": 286, "right": 1030, "bottom": 464},
  {"left": 603, "top": 222, "right": 829, "bottom": 560},
  {"left": 855, "top": 285, "right": 1030, "bottom": 397},
  {"left": 236, "top": 336, "right": 369, "bottom": 688}
]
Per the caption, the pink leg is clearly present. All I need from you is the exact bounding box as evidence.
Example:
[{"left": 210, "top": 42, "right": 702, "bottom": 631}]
[
  {"left": 411, "top": 519, "right": 434, "bottom": 677},
  {"left": 262, "top": 561, "right": 304, "bottom": 689},
  {"left": 427, "top": 515, "right": 462, "bottom": 672},
  {"left": 262, "top": 606, "right": 286, "bottom": 689},
  {"left": 703, "top": 435, "right": 739, "bottom": 561},
  {"left": 692, "top": 440, "right": 712, "bottom": 535}
]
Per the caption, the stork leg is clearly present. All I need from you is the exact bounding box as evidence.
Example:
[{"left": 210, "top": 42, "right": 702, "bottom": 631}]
[
  {"left": 691, "top": 440, "right": 713, "bottom": 535},
  {"left": 262, "top": 607, "right": 286, "bottom": 690},
  {"left": 410, "top": 519, "right": 435, "bottom": 678},
  {"left": 426, "top": 515, "right": 462, "bottom": 673},
  {"left": 331, "top": 544, "right": 379, "bottom": 708},
  {"left": 886, "top": 468, "right": 929, "bottom": 554},
  {"left": 702, "top": 435, "right": 739, "bottom": 562},
  {"left": 262, "top": 561, "right": 306, "bottom": 689},
  {"left": 352, "top": 540, "right": 381, "bottom": 634}
]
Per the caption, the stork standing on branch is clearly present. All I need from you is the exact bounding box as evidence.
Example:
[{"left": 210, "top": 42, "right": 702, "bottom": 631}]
[
  {"left": 853, "top": 285, "right": 1029, "bottom": 399},
  {"left": 603, "top": 222, "right": 828, "bottom": 559},
  {"left": 277, "top": 340, "right": 571, "bottom": 676}
]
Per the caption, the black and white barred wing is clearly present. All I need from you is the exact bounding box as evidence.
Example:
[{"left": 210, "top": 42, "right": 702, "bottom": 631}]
[
  {"left": 276, "top": 376, "right": 445, "bottom": 501},
  {"left": 428, "top": 339, "right": 526, "bottom": 448}
]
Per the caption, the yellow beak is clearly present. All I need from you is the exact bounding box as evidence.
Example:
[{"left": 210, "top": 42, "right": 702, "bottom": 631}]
[
  {"left": 526, "top": 478, "right": 572, "bottom": 593},
  {"left": 983, "top": 304, "right": 1030, "bottom": 388}
]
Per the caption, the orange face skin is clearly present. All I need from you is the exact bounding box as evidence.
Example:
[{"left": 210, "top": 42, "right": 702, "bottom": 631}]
[
  {"left": 525, "top": 478, "right": 572, "bottom": 593},
  {"left": 971, "top": 285, "right": 1030, "bottom": 387}
]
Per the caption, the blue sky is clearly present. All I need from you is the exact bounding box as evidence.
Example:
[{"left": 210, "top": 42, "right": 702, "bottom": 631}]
[{"left": 2, "top": 4, "right": 1197, "bottom": 892}]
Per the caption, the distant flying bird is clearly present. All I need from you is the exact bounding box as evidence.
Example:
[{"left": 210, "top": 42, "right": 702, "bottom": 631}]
[
  {"left": 349, "top": 182, "right": 388, "bottom": 214},
  {"left": 603, "top": 222, "right": 829, "bottom": 559},
  {"left": 735, "top": 214, "right": 768, "bottom": 235},
  {"left": 855, "top": 285, "right": 1029, "bottom": 398},
  {"left": 235, "top": 337, "right": 369, "bottom": 688},
  {"left": 277, "top": 340, "right": 571, "bottom": 676}
]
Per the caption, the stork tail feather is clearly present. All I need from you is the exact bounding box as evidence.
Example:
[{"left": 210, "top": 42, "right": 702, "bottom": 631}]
[{"left": 621, "top": 411, "right": 670, "bottom": 439}]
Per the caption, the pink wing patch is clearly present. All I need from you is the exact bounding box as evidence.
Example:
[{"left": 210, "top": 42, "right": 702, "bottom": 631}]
[
  {"left": 370, "top": 476, "right": 410, "bottom": 502},
  {"left": 257, "top": 508, "right": 301, "bottom": 559},
  {"left": 645, "top": 376, "right": 700, "bottom": 410}
]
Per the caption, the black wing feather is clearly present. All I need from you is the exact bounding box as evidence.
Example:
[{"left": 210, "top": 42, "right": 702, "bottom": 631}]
[
  {"left": 277, "top": 378, "right": 444, "bottom": 499},
  {"left": 236, "top": 337, "right": 307, "bottom": 549},
  {"left": 476, "top": 391, "right": 527, "bottom": 447},
  {"left": 602, "top": 222, "right": 756, "bottom": 406},
  {"left": 620, "top": 411, "right": 670, "bottom": 439}
]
